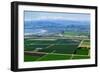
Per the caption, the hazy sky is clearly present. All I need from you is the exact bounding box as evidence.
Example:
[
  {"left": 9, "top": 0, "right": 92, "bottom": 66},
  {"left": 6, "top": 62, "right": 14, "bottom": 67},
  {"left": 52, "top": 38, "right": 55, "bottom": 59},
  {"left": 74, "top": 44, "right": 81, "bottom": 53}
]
[{"left": 24, "top": 11, "right": 90, "bottom": 22}]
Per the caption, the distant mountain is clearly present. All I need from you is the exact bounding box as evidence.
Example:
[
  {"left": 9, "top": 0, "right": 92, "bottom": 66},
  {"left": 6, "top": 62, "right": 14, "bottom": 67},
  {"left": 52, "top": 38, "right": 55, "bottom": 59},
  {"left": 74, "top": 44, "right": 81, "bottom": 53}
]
[{"left": 24, "top": 20, "right": 90, "bottom": 36}]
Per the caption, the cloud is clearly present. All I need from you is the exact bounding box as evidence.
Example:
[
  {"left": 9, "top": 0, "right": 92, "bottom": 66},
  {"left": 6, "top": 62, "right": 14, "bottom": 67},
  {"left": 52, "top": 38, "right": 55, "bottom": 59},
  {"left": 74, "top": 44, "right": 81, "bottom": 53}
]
[{"left": 24, "top": 11, "right": 90, "bottom": 21}]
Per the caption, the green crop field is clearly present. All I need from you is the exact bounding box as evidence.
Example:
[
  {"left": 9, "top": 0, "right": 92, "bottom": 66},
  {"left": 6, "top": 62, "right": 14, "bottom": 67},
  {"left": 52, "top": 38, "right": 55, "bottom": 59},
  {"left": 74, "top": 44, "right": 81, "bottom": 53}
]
[
  {"left": 24, "top": 38, "right": 90, "bottom": 62},
  {"left": 63, "top": 31, "right": 89, "bottom": 36}
]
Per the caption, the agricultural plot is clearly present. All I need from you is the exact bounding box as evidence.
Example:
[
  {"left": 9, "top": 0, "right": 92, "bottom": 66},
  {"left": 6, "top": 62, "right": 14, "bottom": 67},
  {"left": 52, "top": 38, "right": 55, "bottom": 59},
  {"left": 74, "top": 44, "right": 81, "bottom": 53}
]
[
  {"left": 24, "top": 38, "right": 90, "bottom": 62},
  {"left": 79, "top": 39, "right": 90, "bottom": 48}
]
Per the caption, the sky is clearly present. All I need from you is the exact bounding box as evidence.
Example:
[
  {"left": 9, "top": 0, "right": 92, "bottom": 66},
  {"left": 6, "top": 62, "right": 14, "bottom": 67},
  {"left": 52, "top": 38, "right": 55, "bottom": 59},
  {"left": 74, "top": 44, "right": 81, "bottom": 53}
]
[{"left": 24, "top": 11, "right": 90, "bottom": 22}]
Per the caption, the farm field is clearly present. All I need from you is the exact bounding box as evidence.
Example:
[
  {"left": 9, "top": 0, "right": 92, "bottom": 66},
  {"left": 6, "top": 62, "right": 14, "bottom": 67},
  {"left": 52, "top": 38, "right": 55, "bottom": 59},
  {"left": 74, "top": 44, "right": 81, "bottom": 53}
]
[{"left": 24, "top": 38, "right": 90, "bottom": 62}]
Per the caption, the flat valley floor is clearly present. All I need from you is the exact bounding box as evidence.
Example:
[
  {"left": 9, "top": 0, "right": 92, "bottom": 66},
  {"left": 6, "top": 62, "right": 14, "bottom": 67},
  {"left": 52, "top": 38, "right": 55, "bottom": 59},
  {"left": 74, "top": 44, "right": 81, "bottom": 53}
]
[{"left": 24, "top": 36, "right": 90, "bottom": 62}]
